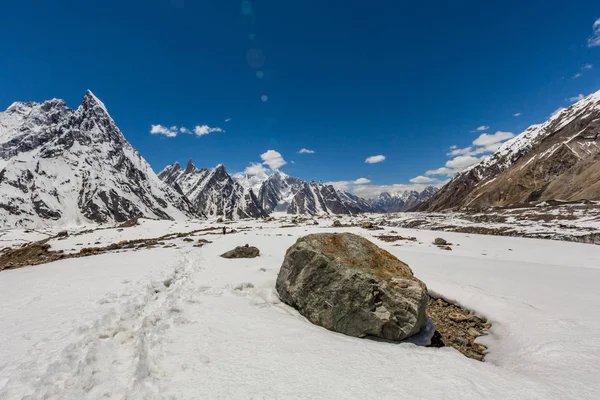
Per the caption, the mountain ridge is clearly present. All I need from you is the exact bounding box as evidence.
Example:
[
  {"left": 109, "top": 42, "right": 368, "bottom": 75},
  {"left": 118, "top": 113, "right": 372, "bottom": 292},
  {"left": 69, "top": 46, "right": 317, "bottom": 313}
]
[{"left": 416, "top": 90, "right": 600, "bottom": 211}]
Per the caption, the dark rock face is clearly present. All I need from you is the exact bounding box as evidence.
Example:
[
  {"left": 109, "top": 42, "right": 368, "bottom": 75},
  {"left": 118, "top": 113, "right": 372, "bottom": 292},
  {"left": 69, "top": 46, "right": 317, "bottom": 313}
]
[
  {"left": 417, "top": 91, "right": 600, "bottom": 211},
  {"left": 220, "top": 244, "right": 260, "bottom": 259},
  {"left": 276, "top": 233, "right": 428, "bottom": 340},
  {"left": 0, "top": 91, "right": 196, "bottom": 227}
]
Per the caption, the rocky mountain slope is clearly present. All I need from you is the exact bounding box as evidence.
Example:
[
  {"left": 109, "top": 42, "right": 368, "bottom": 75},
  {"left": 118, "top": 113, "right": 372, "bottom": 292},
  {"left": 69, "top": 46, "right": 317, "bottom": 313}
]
[
  {"left": 417, "top": 90, "right": 600, "bottom": 211},
  {"left": 160, "top": 166, "right": 381, "bottom": 217},
  {"left": 0, "top": 91, "right": 195, "bottom": 228},
  {"left": 371, "top": 187, "right": 438, "bottom": 212},
  {"left": 158, "top": 160, "right": 266, "bottom": 219}
]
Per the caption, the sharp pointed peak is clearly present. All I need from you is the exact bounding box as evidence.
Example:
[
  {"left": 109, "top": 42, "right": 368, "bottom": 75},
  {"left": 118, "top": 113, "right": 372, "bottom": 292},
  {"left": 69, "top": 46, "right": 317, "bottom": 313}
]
[
  {"left": 184, "top": 159, "right": 197, "bottom": 173},
  {"left": 79, "top": 89, "right": 110, "bottom": 117}
]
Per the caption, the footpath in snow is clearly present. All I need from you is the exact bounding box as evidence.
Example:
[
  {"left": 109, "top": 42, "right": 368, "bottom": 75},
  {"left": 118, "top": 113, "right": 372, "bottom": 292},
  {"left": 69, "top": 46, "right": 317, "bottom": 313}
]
[{"left": 1, "top": 219, "right": 599, "bottom": 399}]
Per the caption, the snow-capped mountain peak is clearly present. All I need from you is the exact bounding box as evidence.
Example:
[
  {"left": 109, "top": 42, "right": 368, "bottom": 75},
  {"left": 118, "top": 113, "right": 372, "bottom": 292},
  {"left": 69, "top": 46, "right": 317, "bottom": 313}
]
[{"left": 0, "top": 91, "right": 196, "bottom": 227}]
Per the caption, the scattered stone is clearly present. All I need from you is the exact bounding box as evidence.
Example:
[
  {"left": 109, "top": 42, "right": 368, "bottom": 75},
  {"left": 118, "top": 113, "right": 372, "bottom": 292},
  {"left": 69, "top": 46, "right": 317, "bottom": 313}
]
[
  {"left": 57, "top": 231, "right": 68, "bottom": 238},
  {"left": 276, "top": 233, "right": 428, "bottom": 341},
  {"left": 427, "top": 297, "right": 489, "bottom": 361},
  {"left": 234, "top": 282, "right": 255, "bottom": 291},
  {"left": 449, "top": 312, "right": 469, "bottom": 322},
  {"left": 376, "top": 235, "right": 417, "bottom": 242},
  {"left": 182, "top": 238, "right": 194, "bottom": 242},
  {"left": 332, "top": 220, "right": 343, "bottom": 227},
  {"left": 440, "top": 245, "right": 452, "bottom": 251},
  {"left": 467, "top": 328, "right": 480, "bottom": 338},
  {"left": 220, "top": 244, "right": 260, "bottom": 259},
  {"left": 433, "top": 238, "right": 449, "bottom": 246}
]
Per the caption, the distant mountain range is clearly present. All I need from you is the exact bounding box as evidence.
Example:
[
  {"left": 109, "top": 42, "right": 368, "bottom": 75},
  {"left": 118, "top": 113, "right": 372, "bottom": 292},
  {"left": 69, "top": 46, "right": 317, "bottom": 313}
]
[
  {"left": 0, "top": 91, "right": 436, "bottom": 227},
  {"left": 417, "top": 90, "right": 600, "bottom": 211}
]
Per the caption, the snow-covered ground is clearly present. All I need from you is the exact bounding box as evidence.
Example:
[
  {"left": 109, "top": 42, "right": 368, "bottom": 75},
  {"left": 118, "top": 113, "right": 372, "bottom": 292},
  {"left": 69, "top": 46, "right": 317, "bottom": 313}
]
[{"left": 1, "top": 218, "right": 600, "bottom": 399}]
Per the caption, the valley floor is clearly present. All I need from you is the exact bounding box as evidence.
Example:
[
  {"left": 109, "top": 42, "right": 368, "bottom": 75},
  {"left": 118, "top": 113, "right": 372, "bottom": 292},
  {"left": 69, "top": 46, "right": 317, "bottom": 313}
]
[{"left": 1, "top": 218, "right": 600, "bottom": 399}]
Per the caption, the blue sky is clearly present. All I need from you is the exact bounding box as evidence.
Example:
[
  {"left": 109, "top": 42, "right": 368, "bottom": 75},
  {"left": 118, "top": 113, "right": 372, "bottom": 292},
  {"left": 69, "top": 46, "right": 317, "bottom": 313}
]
[{"left": 1, "top": 0, "right": 599, "bottom": 197}]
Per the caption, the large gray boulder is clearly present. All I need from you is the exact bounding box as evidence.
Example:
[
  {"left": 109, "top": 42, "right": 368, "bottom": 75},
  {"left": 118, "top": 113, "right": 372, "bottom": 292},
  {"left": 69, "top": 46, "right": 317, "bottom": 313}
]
[{"left": 276, "top": 233, "right": 428, "bottom": 340}]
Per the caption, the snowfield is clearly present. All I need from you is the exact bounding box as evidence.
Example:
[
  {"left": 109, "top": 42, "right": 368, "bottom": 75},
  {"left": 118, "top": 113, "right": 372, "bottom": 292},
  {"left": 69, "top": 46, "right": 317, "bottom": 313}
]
[{"left": 1, "top": 218, "right": 600, "bottom": 399}]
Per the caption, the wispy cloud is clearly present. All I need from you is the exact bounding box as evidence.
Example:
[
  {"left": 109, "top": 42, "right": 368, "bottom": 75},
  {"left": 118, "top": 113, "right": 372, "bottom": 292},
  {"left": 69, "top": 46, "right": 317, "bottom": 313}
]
[
  {"left": 588, "top": 18, "right": 600, "bottom": 47},
  {"left": 225, "top": 117, "right": 232, "bottom": 122},
  {"left": 427, "top": 131, "right": 515, "bottom": 176},
  {"left": 409, "top": 176, "right": 435, "bottom": 183},
  {"left": 151, "top": 124, "right": 224, "bottom": 138},
  {"left": 365, "top": 155, "right": 386, "bottom": 164},
  {"left": 260, "top": 150, "right": 287, "bottom": 170},
  {"left": 573, "top": 73, "right": 582, "bottom": 79},
  {"left": 567, "top": 94, "right": 585, "bottom": 103},
  {"left": 475, "top": 125, "right": 490, "bottom": 131},
  {"left": 194, "top": 125, "right": 224, "bottom": 136},
  {"left": 583, "top": 63, "right": 593, "bottom": 69},
  {"left": 150, "top": 124, "right": 179, "bottom": 137},
  {"left": 298, "top": 148, "right": 315, "bottom": 154},
  {"left": 353, "top": 177, "right": 371, "bottom": 184},
  {"left": 513, "top": 113, "right": 521, "bottom": 117}
]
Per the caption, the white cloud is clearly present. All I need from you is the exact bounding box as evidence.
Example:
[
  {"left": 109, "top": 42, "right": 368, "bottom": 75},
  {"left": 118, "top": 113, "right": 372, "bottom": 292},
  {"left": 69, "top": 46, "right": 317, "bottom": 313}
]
[
  {"left": 225, "top": 117, "right": 232, "bottom": 122},
  {"left": 588, "top": 18, "right": 600, "bottom": 48},
  {"left": 260, "top": 150, "right": 287, "bottom": 170},
  {"left": 573, "top": 73, "right": 582, "bottom": 79},
  {"left": 475, "top": 125, "right": 490, "bottom": 131},
  {"left": 568, "top": 94, "right": 585, "bottom": 103},
  {"left": 513, "top": 113, "right": 521, "bottom": 117},
  {"left": 326, "top": 177, "right": 372, "bottom": 191},
  {"left": 409, "top": 176, "right": 435, "bottom": 183},
  {"left": 472, "top": 131, "right": 515, "bottom": 147},
  {"left": 583, "top": 63, "right": 593, "bottom": 69},
  {"left": 445, "top": 155, "right": 482, "bottom": 170},
  {"left": 447, "top": 146, "right": 475, "bottom": 156},
  {"left": 298, "top": 148, "right": 315, "bottom": 154},
  {"left": 151, "top": 124, "right": 224, "bottom": 137},
  {"left": 365, "top": 155, "right": 386, "bottom": 164},
  {"left": 150, "top": 124, "right": 178, "bottom": 137},
  {"left": 427, "top": 131, "right": 514, "bottom": 177},
  {"left": 449, "top": 145, "right": 457, "bottom": 150},
  {"left": 194, "top": 125, "right": 224, "bottom": 136},
  {"left": 425, "top": 167, "right": 454, "bottom": 176}
]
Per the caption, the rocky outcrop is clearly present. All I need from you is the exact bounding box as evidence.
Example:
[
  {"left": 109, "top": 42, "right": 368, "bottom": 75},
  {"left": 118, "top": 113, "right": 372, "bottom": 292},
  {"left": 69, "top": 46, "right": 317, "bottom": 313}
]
[
  {"left": 276, "top": 233, "right": 428, "bottom": 340},
  {"left": 417, "top": 90, "right": 600, "bottom": 211}
]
